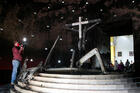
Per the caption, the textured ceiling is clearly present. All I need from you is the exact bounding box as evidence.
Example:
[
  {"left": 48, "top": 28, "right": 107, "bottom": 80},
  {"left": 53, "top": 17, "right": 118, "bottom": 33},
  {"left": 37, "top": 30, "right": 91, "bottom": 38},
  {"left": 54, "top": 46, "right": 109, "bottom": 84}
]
[{"left": 0, "top": 0, "right": 139, "bottom": 52}]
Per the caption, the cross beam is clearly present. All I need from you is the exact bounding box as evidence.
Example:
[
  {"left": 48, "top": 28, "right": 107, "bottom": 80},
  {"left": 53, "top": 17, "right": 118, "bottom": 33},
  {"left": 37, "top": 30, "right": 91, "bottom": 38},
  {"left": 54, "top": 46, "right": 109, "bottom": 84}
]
[
  {"left": 65, "top": 17, "right": 101, "bottom": 51},
  {"left": 65, "top": 17, "right": 101, "bottom": 39}
]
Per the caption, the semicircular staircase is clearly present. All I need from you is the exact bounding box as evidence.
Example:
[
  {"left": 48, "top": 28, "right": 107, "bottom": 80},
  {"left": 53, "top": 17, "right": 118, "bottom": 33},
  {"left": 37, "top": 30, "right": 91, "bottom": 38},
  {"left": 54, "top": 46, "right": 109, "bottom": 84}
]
[{"left": 10, "top": 73, "right": 140, "bottom": 93}]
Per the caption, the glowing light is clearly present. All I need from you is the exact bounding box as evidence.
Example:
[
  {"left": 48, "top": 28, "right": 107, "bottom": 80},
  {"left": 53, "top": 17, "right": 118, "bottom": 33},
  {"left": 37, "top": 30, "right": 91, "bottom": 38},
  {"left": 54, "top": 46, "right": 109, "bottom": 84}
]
[
  {"left": 33, "top": 12, "right": 37, "bottom": 15},
  {"left": 48, "top": 6, "right": 50, "bottom": 9},
  {"left": 18, "top": 19, "right": 21, "bottom": 22},
  {"left": 58, "top": 60, "right": 61, "bottom": 63},
  {"left": 45, "top": 48, "right": 48, "bottom": 50},
  {"left": 30, "top": 59, "right": 33, "bottom": 62},
  {"left": 132, "top": 0, "right": 135, "bottom": 3},
  {"left": 113, "top": 14, "right": 117, "bottom": 17},
  {"left": 60, "top": 38, "right": 62, "bottom": 41},
  {"left": 70, "top": 49, "right": 74, "bottom": 52},
  {"left": 72, "top": 9, "right": 75, "bottom": 12},
  {"left": 60, "top": 16, "right": 64, "bottom": 19},
  {"left": 100, "top": 9, "right": 103, "bottom": 12},
  {"left": 0, "top": 28, "right": 3, "bottom": 31},
  {"left": 86, "top": 2, "right": 88, "bottom": 5},
  {"left": 46, "top": 25, "right": 50, "bottom": 28},
  {"left": 62, "top": 1, "right": 64, "bottom": 4},
  {"left": 31, "top": 34, "right": 35, "bottom": 38},
  {"left": 23, "top": 37, "right": 27, "bottom": 42}
]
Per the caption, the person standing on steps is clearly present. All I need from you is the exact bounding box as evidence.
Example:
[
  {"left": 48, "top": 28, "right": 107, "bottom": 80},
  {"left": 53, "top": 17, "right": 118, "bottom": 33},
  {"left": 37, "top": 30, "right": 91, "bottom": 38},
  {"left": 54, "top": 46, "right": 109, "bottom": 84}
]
[{"left": 11, "top": 41, "right": 24, "bottom": 85}]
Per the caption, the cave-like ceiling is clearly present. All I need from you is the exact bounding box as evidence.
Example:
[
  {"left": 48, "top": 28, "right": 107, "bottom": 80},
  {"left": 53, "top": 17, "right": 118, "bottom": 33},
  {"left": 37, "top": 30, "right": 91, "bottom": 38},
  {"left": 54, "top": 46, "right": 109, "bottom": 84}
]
[{"left": 0, "top": 0, "right": 139, "bottom": 50}]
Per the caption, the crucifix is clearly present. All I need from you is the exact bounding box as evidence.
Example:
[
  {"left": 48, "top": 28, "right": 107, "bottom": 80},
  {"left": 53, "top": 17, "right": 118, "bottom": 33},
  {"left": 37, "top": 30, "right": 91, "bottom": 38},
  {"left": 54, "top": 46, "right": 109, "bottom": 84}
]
[
  {"left": 65, "top": 18, "right": 106, "bottom": 73},
  {"left": 65, "top": 17, "right": 101, "bottom": 68},
  {"left": 65, "top": 17, "right": 101, "bottom": 51}
]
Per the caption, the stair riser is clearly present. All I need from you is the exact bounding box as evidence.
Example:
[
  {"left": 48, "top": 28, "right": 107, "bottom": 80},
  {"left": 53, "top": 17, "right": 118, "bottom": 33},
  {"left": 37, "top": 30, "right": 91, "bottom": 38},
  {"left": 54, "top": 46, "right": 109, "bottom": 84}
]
[
  {"left": 14, "top": 85, "right": 37, "bottom": 93},
  {"left": 39, "top": 73, "right": 128, "bottom": 79},
  {"left": 15, "top": 84, "right": 131, "bottom": 93},
  {"left": 33, "top": 76, "right": 133, "bottom": 85},
  {"left": 29, "top": 81, "right": 136, "bottom": 90}
]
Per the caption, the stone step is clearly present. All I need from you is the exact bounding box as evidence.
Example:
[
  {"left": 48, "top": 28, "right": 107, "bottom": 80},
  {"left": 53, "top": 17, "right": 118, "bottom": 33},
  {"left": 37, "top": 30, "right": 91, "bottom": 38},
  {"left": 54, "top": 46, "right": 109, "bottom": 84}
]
[
  {"left": 38, "top": 73, "right": 130, "bottom": 79},
  {"left": 14, "top": 84, "right": 140, "bottom": 93},
  {"left": 12, "top": 72, "right": 140, "bottom": 93},
  {"left": 33, "top": 76, "right": 134, "bottom": 85},
  {"left": 14, "top": 85, "right": 37, "bottom": 93},
  {"left": 19, "top": 80, "right": 137, "bottom": 90},
  {"left": 10, "top": 87, "right": 20, "bottom": 93}
]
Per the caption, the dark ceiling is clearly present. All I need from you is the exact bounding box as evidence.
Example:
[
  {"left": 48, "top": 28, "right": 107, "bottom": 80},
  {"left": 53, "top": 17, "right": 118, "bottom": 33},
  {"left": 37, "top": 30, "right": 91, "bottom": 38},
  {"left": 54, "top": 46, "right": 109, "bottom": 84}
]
[{"left": 0, "top": 0, "right": 139, "bottom": 57}]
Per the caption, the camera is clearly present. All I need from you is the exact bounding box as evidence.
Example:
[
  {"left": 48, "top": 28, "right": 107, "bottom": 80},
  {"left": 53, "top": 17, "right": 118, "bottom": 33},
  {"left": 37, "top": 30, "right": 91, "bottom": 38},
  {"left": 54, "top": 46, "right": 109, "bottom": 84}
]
[{"left": 20, "top": 44, "right": 25, "bottom": 48}]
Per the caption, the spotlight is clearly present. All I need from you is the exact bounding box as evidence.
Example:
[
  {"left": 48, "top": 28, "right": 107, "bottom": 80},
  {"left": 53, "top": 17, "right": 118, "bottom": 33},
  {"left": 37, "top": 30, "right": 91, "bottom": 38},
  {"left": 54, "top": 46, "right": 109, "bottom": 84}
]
[
  {"left": 62, "top": 1, "right": 64, "bottom": 4},
  {"left": 113, "top": 14, "right": 117, "bottom": 17},
  {"left": 58, "top": 60, "right": 61, "bottom": 63},
  {"left": 86, "top": 2, "right": 88, "bottom": 5},
  {"left": 46, "top": 25, "right": 50, "bottom": 28},
  {"left": 31, "top": 34, "right": 35, "bottom": 38},
  {"left": 48, "top": 6, "right": 50, "bottom": 9},
  {"left": 60, "top": 38, "right": 62, "bottom": 41},
  {"left": 132, "top": 0, "right": 135, "bottom": 3},
  {"left": 60, "top": 16, "right": 64, "bottom": 20},
  {"left": 33, "top": 12, "right": 37, "bottom": 15},
  {"left": 0, "top": 28, "right": 3, "bottom": 31},
  {"left": 23, "top": 37, "right": 27, "bottom": 42},
  {"left": 30, "top": 59, "right": 33, "bottom": 62},
  {"left": 18, "top": 19, "right": 22, "bottom": 22},
  {"left": 72, "top": 9, "right": 75, "bottom": 13},
  {"left": 70, "top": 49, "right": 74, "bottom": 52},
  {"left": 100, "top": 9, "right": 103, "bottom": 12},
  {"left": 45, "top": 48, "right": 48, "bottom": 50}
]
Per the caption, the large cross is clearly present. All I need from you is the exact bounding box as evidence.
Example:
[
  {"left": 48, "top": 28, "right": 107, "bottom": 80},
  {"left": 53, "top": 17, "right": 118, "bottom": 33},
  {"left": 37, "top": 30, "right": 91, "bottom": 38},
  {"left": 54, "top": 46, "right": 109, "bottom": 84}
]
[{"left": 65, "top": 17, "right": 101, "bottom": 51}]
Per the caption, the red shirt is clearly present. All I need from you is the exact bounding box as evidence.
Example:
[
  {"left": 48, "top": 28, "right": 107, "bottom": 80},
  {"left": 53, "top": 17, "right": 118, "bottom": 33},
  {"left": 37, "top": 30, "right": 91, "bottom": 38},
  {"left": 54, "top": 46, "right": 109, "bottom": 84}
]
[{"left": 12, "top": 47, "right": 23, "bottom": 61}]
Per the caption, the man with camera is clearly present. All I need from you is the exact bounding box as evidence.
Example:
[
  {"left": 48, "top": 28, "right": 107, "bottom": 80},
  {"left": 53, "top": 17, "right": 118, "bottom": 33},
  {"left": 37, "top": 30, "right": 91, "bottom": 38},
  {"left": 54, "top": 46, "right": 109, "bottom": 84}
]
[{"left": 11, "top": 41, "right": 24, "bottom": 85}]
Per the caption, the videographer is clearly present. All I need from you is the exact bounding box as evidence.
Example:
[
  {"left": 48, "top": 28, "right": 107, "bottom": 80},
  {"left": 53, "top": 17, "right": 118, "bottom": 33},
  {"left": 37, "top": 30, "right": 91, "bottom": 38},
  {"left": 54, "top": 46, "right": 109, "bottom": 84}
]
[{"left": 11, "top": 41, "right": 24, "bottom": 85}]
